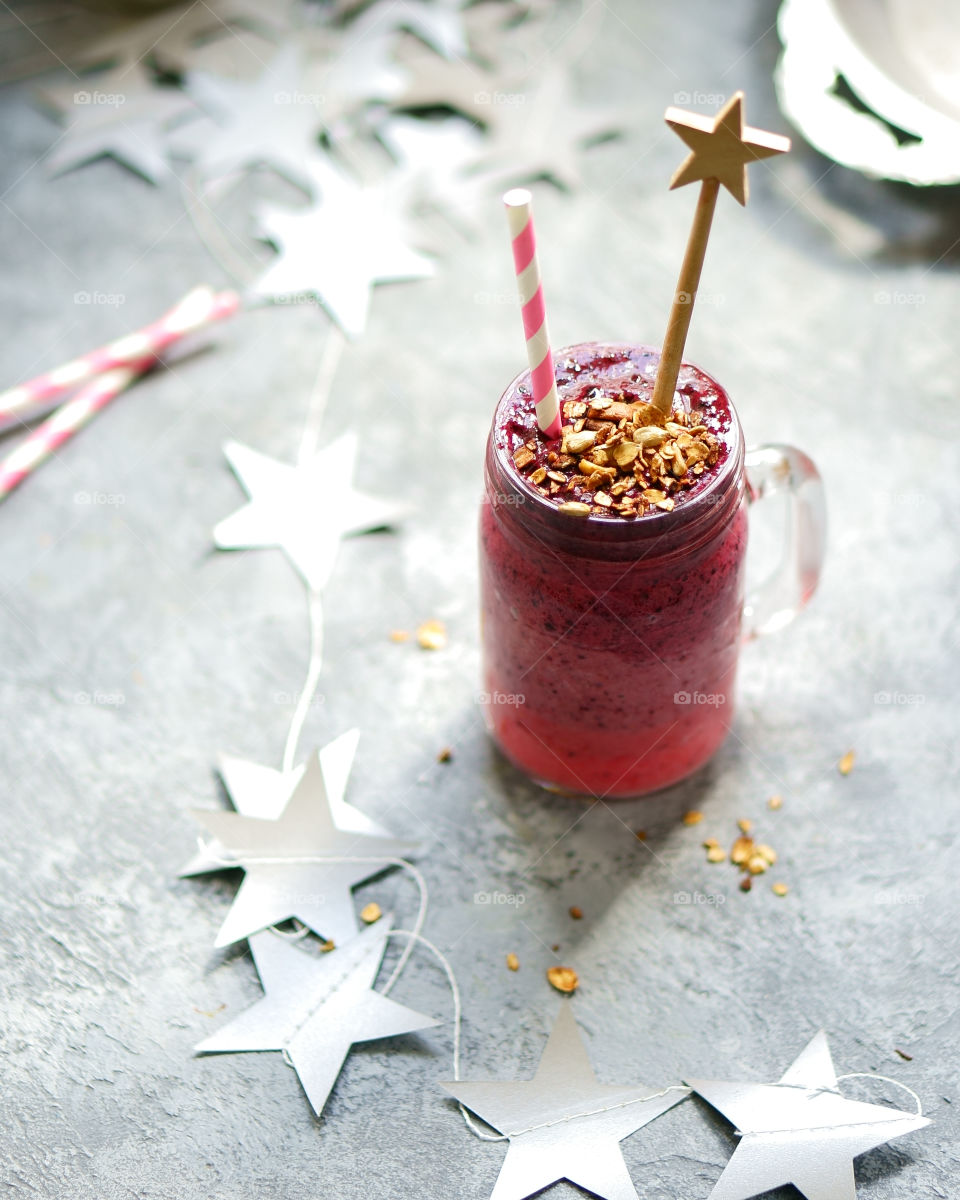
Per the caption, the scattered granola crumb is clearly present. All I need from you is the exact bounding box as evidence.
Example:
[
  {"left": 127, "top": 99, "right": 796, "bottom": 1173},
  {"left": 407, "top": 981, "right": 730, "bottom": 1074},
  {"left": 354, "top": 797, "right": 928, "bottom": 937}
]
[
  {"left": 737, "top": 818, "right": 753, "bottom": 834},
  {"left": 731, "top": 836, "right": 754, "bottom": 866},
  {"left": 569, "top": 906, "right": 583, "bottom": 920},
  {"left": 706, "top": 845, "right": 726, "bottom": 863},
  {"left": 746, "top": 854, "right": 769, "bottom": 875},
  {"left": 768, "top": 794, "right": 783, "bottom": 810},
  {"left": 551, "top": 943, "right": 560, "bottom": 952},
  {"left": 320, "top": 939, "right": 336, "bottom": 952},
  {"left": 506, "top": 952, "right": 519, "bottom": 972},
  {"left": 390, "top": 629, "right": 410, "bottom": 643},
  {"left": 838, "top": 750, "right": 855, "bottom": 775},
  {"left": 547, "top": 965, "right": 579, "bottom": 994},
  {"left": 360, "top": 903, "right": 382, "bottom": 924},
  {"left": 702, "top": 837, "right": 720, "bottom": 849},
  {"left": 682, "top": 810, "right": 704, "bottom": 826},
  {"left": 634, "top": 830, "right": 647, "bottom": 841},
  {"left": 771, "top": 882, "right": 789, "bottom": 897},
  {"left": 436, "top": 746, "right": 453, "bottom": 763},
  {"left": 417, "top": 619, "right": 447, "bottom": 650},
  {"left": 894, "top": 1048, "right": 913, "bottom": 1062},
  {"left": 755, "top": 844, "right": 777, "bottom": 865},
  {"left": 739, "top": 876, "right": 752, "bottom": 893}
]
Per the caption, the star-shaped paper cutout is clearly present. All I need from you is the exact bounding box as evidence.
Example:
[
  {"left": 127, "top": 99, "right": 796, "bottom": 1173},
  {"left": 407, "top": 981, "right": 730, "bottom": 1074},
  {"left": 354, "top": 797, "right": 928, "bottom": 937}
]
[
  {"left": 252, "top": 155, "right": 434, "bottom": 337},
  {"left": 442, "top": 1005, "right": 689, "bottom": 1200},
  {"left": 467, "top": 65, "right": 628, "bottom": 191},
  {"left": 379, "top": 114, "right": 487, "bottom": 236},
  {"left": 689, "top": 1031, "right": 930, "bottom": 1200},
  {"left": 298, "top": 17, "right": 409, "bottom": 134},
  {"left": 38, "top": 63, "right": 195, "bottom": 183},
  {"left": 197, "top": 918, "right": 438, "bottom": 1115},
  {"left": 171, "top": 45, "right": 322, "bottom": 188},
  {"left": 68, "top": 0, "right": 295, "bottom": 73},
  {"left": 181, "top": 729, "right": 383, "bottom": 876},
  {"left": 357, "top": 0, "right": 468, "bottom": 60},
  {"left": 213, "top": 431, "right": 403, "bottom": 591},
  {"left": 188, "top": 752, "right": 420, "bottom": 947},
  {"left": 665, "top": 91, "right": 790, "bottom": 206}
]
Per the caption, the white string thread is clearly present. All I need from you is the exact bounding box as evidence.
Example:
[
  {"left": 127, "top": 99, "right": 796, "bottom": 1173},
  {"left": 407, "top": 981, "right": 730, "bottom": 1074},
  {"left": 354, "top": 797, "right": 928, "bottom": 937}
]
[
  {"left": 732, "top": 1074, "right": 925, "bottom": 1136},
  {"left": 282, "top": 590, "right": 325, "bottom": 775}
]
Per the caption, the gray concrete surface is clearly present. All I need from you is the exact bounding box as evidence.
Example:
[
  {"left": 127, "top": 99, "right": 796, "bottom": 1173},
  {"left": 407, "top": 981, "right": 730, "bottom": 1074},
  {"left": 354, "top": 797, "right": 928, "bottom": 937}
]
[{"left": 0, "top": 2, "right": 957, "bottom": 1197}]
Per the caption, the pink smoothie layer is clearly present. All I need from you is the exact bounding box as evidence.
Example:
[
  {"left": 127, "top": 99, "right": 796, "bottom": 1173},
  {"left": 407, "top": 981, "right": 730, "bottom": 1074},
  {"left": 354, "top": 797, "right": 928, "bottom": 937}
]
[{"left": 480, "top": 343, "right": 747, "bottom": 797}]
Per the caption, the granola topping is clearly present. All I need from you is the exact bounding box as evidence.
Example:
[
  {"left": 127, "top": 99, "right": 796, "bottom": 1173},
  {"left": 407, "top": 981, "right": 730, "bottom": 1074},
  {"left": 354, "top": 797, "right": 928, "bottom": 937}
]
[{"left": 505, "top": 373, "right": 723, "bottom": 519}]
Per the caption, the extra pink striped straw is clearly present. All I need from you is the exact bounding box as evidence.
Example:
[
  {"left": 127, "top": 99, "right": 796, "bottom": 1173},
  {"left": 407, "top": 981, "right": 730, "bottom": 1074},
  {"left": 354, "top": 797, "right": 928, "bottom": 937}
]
[
  {"left": 0, "top": 288, "right": 239, "bottom": 503},
  {"left": 0, "top": 286, "right": 239, "bottom": 433},
  {"left": 503, "top": 188, "right": 562, "bottom": 439}
]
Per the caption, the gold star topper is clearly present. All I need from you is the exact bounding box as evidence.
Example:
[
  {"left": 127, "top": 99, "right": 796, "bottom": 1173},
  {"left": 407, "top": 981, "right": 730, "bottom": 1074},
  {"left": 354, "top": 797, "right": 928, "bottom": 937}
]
[
  {"left": 651, "top": 91, "right": 790, "bottom": 413},
  {"left": 665, "top": 91, "right": 790, "bottom": 205}
]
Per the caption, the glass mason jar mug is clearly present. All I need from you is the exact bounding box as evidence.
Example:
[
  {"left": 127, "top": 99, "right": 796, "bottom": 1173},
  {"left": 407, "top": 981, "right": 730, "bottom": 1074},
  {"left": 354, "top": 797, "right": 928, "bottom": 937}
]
[{"left": 478, "top": 342, "right": 826, "bottom": 798}]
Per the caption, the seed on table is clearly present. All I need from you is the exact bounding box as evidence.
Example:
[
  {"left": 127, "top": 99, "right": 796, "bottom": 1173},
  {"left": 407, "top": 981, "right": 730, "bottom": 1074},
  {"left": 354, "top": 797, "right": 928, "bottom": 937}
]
[
  {"left": 772, "top": 882, "right": 789, "bottom": 897},
  {"left": 506, "top": 953, "right": 519, "bottom": 972},
  {"left": 682, "top": 810, "right": 703, "bottom": 826},
  {"left": 547, "top": 966, "right": 579, "bottom": 994}
]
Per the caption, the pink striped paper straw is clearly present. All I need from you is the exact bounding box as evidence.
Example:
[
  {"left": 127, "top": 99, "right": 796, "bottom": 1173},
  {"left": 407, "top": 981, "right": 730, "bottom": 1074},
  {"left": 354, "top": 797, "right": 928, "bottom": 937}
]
[
  {"left": 0, "top": 362, "right": 148, "bottom": 502},
  {"left": 503, "top": 188, "right": 562, "bottom": 439},
  {"left": 0, "top": 290, "right": 239, "bottom": 503},
  {"left": 0, "top": 286, "right": 239, "bottom": 433}
]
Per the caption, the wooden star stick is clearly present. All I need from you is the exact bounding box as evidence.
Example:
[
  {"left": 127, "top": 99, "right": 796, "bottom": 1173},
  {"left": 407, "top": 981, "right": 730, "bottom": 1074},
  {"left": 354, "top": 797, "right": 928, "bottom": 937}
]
[{"left": 651, "top": 91, "right": 790, "bottom": 415}]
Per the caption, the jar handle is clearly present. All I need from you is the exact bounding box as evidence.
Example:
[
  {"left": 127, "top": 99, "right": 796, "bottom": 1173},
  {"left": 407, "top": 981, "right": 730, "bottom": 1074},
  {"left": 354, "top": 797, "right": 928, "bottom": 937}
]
[{"left": 743, "top": 443, "right": 826, "bottom": 640}]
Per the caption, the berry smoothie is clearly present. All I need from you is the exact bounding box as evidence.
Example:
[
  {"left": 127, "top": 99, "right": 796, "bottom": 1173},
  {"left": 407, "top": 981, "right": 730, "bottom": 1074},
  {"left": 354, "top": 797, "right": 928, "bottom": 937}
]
[{"left": 479, "top": 342, "right": 747, "bottom": 797}]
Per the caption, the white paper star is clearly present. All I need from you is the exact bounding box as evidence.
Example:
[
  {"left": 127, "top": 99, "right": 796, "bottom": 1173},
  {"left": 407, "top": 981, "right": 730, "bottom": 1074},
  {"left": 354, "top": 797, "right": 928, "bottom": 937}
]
[
  {"left": 188, "top": 752, "right": 420, "bottom": 947},
  {"left": 252, "top": 155, "right": 434, "bottom": 337},
  {"left": 442, "top": 1005, "right": 689, "bottom": 1200},
  {"left": 689, "top": 1031, "right": 931, "bottom": 1200},
  {"left": 470, "top": 65, "right": 628, "bottom": 190},
  {"left": 298, "top": 15, "right": 409, "bottom": 132},
  {"left": 38, "top": 63, "right": 195, "bottom": 183},
  {"left": 181, "top": 729, "right": 384, "bottom": 876},
  {"left": 379, "top": 114, "right": 487, "bottom": 234},
  {"left": 171, "top": 45, "right": 323, "bottom": 188},
  {"left": 213, "top": 432, "right": 403, "bottom": 591},
  {"left": 356, "top": 0, "right": 468, "bottom": 60},
  {"left": 197, "top": 918, "right": 438, "bottom": 1115},
  {"left": 69, "top": 0, "right": 296, "bottom": 73}
]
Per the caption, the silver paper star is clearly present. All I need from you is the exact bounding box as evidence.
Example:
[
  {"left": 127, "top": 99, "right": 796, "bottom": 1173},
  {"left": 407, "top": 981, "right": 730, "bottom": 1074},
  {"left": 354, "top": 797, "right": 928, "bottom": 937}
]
[
  {"left": 213, "top": 432, "right": 403, "bottom": 591},
  {"left": 298, "top": 16, "right": 409, "bottom": 132},
  {"left": 252, "top": 155, "right": 434, "bottom": 337},
  {"left": 181, "top": 729, "right": 386, "bottom": 876},
  {"left": 357, "top": 0, "right": 468, "bottom": 60},
  {"left": 470, "top": 65, "right": 628, "bottom": 190},
  {"left": 38, "top": 63, "right": 195, "bottom": 183},
  {"left": 172, "top": 45, "right": 322, "bottom": 188},
  {"left": 689, "top": 1031, "right": 931, "bottom": 1200},
  {"left": 188, "top": 752, "right": 420, "bottom": 947},
  {"left": 379, "top": 114, "right": 487, "bottom": 234},
  {"left": 197, "top": 917, "right": 439, "bottom": 1115},
  {"left": 442, "top": 1005, "right": 689, "bottom": 1200},
  {"left": 69, "top": 0, "right": 296, "bottom": 73}
]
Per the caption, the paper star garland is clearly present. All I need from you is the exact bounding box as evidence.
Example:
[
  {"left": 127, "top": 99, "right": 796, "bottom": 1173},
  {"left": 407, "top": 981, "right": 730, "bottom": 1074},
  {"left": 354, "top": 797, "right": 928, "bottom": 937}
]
[
  {"left": 443, "top": 1005, "right": 689, "bottom": 1200},
  {"left": 181, "top": 729, "right": 385, "bottom": 876},
  {"left": 38, "top": 63, "right": 195, "bottom": 184},
  {"left": 197, "top": 918, "right": 439, "bottom": 1115},
  {"left": 689, "top": 1031, "right": 931, "bottom": 1200},
  {"left": 213, "top": 431, "right": 403, "bottom": 591},
  {"left": 188, "top": 751, "right": 420, "bottom": 947},
  {"left": 173, "top": 46, "right": 322, "bottom": 188},
  {"left": 252, "top": 155, "right": 434, "bottom": 337},
  {"left": 665, "top": 91, "right": 790, "bottom": 206}
]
